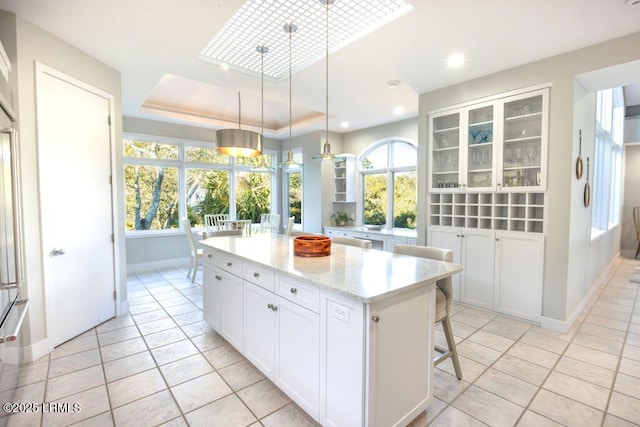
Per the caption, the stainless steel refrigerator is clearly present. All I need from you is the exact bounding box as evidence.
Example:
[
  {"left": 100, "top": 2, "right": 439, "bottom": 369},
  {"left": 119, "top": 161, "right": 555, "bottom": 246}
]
[{"left": 0, "top": 97, "right": 29, "bottom": 393}]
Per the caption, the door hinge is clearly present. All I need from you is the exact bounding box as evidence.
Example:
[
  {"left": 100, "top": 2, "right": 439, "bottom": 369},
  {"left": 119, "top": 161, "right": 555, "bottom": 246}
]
[
  {"left": 111, "top": 234, "right": 114, "bottom": 242},
  {"left": 113, "top": 291, "right": 116, "bottom": 300},
  {"left": 109, "top": 175, "right": 112, "bottom": 185},
  {"left": 107, "top": 116, "right": 111, "bottom": 126}
]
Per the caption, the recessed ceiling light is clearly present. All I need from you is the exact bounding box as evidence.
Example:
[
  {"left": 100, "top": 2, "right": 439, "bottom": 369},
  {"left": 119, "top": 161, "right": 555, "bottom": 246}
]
[
  {"left": 387, "top": 80, "right": 401, "bottom": 89},
  {"left": 200, "top": 0, "right": 413, "bottom": 81},
  {"left": 393, "top": 105, "right": 405, "bottom": 115},
  {"left": 340, "top": 121, "right": 350, "bottom": 128},
  {"left": 447, "top": 53, "right": 465, "bottom": 68}
]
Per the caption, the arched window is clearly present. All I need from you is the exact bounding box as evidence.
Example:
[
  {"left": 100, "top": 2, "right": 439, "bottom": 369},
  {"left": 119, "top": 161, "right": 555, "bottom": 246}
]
[{"left": 360, "top": 139, "right": 417, "bottom": 229}]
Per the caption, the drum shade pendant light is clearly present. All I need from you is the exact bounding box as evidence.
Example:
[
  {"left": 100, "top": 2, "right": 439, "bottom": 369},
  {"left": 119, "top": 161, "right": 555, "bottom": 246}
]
[
  {"left": 312, "top": 0, "right": 344, "bottom": 162},
  {"left": 216, "top": 88, "right": 262, "bottom": 156},
  {"left": 250, "top": 45, "right": 275, "bottom": 172},
  {"left": 278, "top": 23, "right": 302, "bottom": 168}
]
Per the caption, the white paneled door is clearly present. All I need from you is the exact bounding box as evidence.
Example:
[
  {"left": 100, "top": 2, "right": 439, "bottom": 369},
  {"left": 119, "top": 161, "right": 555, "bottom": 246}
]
[{"left": 36, "top": 65, "right": 116, "bottom": 347}]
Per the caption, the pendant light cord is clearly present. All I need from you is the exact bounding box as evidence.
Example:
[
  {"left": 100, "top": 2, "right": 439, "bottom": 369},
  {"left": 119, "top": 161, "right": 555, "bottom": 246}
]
[
  {"left": 289, "top": 25, "right": 293, "bottom": 151},
  {"left": 325, "top": 1, "right": 329, "bottom": 144}
]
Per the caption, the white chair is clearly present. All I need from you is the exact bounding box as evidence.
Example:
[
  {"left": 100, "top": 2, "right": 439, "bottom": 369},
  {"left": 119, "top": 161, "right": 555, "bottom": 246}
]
[
  {"left": 285, "top": 216, "right": 295, "bottom": 235},
  {"left": 183, "top": 219, "right": 202, "bottom": 283},
  {"left": 332, "top": 236, "right": 372, "bottom": 249},
  {"left": 259, "top": 213, "right": 280, "bottom": 233},
  {"left": 204, "top": 213, "right": 229, "bottom": 231},
  {"left": 393, "top": 244, "right": 463, "bottom": 379}
]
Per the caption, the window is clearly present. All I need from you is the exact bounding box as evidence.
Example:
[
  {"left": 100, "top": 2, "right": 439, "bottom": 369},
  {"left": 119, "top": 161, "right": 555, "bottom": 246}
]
[
  {"left": 124, "top": 135, "right": 277, "bottom": 233},
  {"left": 360, "top": 139, "right": 417, "bottom": 229},
  {"left": 591, "top": 87, "right": 624, "bottom": 238},
  {"left": 282, "top": 149, "right": 303, "bottom": 228}
]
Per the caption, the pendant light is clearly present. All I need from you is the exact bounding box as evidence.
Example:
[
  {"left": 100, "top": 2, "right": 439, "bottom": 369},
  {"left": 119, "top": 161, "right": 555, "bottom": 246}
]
[
  {"left": 216, "top": 89, "right": 263, "bottom": 156},
  {"left": 312, "top": 0, "right": 344, "bottom": 162},
  {"left": 278, "top": 23, "right": 302, "bottom": 168},
  {"left": 250, "top": 45, "right": 275, "bottom": 172}
]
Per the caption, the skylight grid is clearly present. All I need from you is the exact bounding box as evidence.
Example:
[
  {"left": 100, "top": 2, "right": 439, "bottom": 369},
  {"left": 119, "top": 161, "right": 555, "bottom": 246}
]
[{"left": 200, "top": 0, "right": 412, "bottom": 81}]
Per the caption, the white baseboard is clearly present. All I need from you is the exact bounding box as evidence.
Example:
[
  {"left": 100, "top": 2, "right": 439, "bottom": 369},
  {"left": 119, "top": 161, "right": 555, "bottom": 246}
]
[
  {"left": 118, "top": 299, "right": 130, "bottom": 316},
  {"left": 541, "top": 256, "right": 620, "bottom": 333},
  {"left": 21, "top": 337, "right": 54, "bottom": 364},
  {"left": 126, "top": 257, "right": 190, "bottom": 274}
]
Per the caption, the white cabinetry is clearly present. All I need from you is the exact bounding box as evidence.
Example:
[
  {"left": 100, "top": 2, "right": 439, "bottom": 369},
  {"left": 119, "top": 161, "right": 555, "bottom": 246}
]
[
  {"left": 494, "top": 232, "right": 544, "bottom": 322},
  {"left": 275, "top": 294, "right": 320, "bottom": 418},
  {"left": 243, "top": 282, "right": 276, "bottom": 378},
  {"left": 203, "top": 257, "right": 243, "bottom": 351},
  {"left": 333, "top": 154, "right": 356, "bottom": 203},
  {"left": 203, "top": 242, "right": 437, "bottom": 426},
  {"left": 429, "top": 227, "right": 494, "bottom": 307},
  {"left": 243, "top": 273, "right": 320, "bottom": 419},
  {"left": 429, "top": 88, "right": 548, "bottom": 193},
  {"left": 428, "top": 227, "right": 543, "bottom": 321}
]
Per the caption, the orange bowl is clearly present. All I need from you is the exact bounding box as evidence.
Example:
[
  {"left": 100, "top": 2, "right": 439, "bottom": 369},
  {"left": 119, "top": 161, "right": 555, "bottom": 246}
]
[{"left": 293, "top": 235, "right": 331, "bottom": 257}]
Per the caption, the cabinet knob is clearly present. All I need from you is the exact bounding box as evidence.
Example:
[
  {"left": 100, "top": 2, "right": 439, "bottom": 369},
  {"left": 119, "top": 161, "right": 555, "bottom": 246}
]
[
  {"left": 215, "top": 275, "right": 222, "bottom": 280},
  {"left": 495, "top": 238, "right": 500, "bottom": 242},
  {"left": 290, "top": 287, "right": 298, "bottom": 294},
  {"left": 227, "top": 262, "right": 232, "bottom": 267},
  {"left": 461, "top": 235, "right": 465, "bottom": 238},
  {"left": 207, "top": 254, "right": 212, "bottom": 258},
  {"left": 272, "top": 305, "right": 278, "bottom": 311},
  {"left": 371, "top": 315, "right": 380, "bottom": 323},
  {"left": 456, "top": 234, "right": 460, "bottom": 238},
  {"left": 253, "top": 272, "right": 259, "bottom": 278},
  {"left": 267, "top": 303, "right": 273, "bottom": 310}
]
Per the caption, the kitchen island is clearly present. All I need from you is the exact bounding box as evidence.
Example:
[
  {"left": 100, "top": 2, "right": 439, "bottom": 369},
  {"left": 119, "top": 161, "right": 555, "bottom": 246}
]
[{"left": 200, "top": 233, "right": 461, "bottom": 427}]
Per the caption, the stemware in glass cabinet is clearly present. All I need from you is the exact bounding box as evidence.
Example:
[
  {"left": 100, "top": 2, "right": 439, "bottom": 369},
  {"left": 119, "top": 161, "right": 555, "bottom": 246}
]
[{"left": 503, "top": 94, "right": 543, "bottom": 188}]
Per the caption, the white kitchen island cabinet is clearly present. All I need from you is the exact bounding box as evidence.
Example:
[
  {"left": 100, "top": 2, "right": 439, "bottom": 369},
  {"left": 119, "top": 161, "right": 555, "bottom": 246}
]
[{"left": 201, "top": 234, "right": 462, "bottom": 427}]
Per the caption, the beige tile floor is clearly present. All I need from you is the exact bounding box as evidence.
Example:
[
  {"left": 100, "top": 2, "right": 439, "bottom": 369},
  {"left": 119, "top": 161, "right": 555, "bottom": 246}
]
[{"left": 0, "top": 257, "right": 638, "bottom": 426}]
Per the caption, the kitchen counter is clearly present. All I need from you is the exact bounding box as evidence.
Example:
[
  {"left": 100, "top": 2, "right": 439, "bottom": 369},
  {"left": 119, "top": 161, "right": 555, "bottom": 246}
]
[
  {"left": 199, "top": 233, "right": 462, "bottom": 426},
  {"left": 200, "top": 233, "right": 460, "bottom": 303}
]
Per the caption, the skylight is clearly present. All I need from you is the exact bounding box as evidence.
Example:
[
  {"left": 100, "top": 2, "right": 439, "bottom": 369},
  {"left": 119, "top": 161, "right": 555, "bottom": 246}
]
[{"left": 199, "top": 0, "right": 413, "bottom": 81}]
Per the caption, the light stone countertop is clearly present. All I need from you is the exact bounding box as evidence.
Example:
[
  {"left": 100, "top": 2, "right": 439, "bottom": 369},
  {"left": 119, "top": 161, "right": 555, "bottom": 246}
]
[{"left": 200, "top": 233, "right": 462, "bottom": 304}]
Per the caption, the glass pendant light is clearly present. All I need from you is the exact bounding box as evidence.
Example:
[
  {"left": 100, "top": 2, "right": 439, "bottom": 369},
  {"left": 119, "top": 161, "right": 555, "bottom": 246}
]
[
  {"left": 278, "top": 23, "right": 302, "bottom": 168},
  {"left": 312, "top": 0, "right": 344, "bottom": 162},
  {"left": 250, "top": 45, "right": 275, "bottom": 172}
]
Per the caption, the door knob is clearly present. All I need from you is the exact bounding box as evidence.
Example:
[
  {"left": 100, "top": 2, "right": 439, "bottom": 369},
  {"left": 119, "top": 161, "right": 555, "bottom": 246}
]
[{"left": 52, "top": 248, "right": 66, "bottom": 256}]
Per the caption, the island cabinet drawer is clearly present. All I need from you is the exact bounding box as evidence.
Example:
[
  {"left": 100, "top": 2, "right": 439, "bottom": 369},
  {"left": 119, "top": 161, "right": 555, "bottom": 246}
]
[
  {"left": 211, "top": 251, "right": 243, "bottom": 277},
  {"left": 276, "top": 276, "right": 320, "bottom": 313},
  {"left": 243, "top": 262, "right": 275, "bottom": 292}
]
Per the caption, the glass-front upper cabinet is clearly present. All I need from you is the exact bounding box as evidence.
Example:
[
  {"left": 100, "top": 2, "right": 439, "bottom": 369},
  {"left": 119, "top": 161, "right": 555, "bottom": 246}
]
[
  {"left": 500, "top": 89, "right": 548, "bottom": 191},
  {"left": 429, "top": 110, "right": 462, "bottom": 191},
  {"left": 465, "top": 103, "right": 496, "bottom": 191}
]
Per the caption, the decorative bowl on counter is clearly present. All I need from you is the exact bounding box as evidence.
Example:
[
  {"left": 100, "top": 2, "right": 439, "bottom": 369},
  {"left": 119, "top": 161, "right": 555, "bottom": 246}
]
[{"left": 293, "top": 235, "right": 331, "bottom": 257}]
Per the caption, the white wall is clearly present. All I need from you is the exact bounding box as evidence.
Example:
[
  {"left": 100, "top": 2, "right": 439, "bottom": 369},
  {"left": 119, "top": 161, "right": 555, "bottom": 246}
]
[
  {"left": 418, "top": 31, "right": 640, "bottom": 324},
  {"left": 621, "top": 143, "right": 640, "bottom": 256},
  {"left": 8, "top": 14, "right": 123, "bottom": 354}
]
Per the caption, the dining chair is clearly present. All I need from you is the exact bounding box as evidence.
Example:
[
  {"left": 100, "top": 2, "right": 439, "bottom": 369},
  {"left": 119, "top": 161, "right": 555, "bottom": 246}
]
[
  {"left": 259, "top": 213, "right": 281, "bottom": 233},
  {"left": 393, "top": 244, "right": 463, "bottom": 380},
  {"left": 285, "top": 216, "right": 295, "bottom": 235},
  {"left": 204, "top": 213, "right": 229, "bottom": 231},
  {"left": 183, "top": 219, "right": 202, "bottom": 283},
  {"left": 634, "top": 207, "right": 640, "bottom": 258},
  {"left": 332, "top": 236, "right": 372, "bottom": 249}
]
